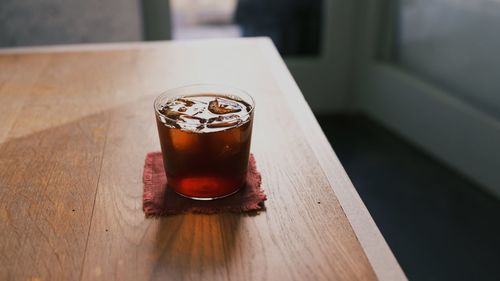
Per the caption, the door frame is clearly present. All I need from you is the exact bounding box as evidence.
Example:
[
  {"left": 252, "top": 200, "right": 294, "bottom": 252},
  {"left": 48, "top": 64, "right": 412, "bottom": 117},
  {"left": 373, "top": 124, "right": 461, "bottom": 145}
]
[
  {"left": 285, "top": 0, "right": 358, "bottom": 113},
  {"left": 142, "top": 0, "right": 172, "bottom": 41}
]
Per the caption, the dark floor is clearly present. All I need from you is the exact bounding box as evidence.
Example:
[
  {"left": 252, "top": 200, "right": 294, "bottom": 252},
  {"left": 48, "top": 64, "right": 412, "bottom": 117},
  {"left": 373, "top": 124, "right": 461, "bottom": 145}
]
[{"left": 315, "top": 114, "right": 500, "bottom": 281}]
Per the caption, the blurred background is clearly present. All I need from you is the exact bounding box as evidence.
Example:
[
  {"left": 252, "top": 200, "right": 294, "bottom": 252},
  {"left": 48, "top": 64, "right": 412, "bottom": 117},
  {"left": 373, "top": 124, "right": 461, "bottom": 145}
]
[{"left": 1, "top": 0, "right": 499, "bottom": 280}]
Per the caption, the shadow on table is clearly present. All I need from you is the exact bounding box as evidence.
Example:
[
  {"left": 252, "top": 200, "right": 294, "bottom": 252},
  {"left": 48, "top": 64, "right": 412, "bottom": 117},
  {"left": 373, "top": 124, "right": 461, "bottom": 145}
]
[
  {"left": 0, "top": 95, "right": 164, "bottom": 279},
  {"left": 151, "top": 213, "right": 242, "bottom": 279},
  {"left": 0, "top": 95, "right": 246, "bottom": 279}
]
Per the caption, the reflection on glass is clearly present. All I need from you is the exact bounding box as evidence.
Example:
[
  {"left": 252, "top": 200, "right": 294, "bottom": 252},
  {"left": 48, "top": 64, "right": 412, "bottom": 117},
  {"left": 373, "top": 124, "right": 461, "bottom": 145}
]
[
  {"left": 397, "top": 0, "right": 500, "bottom": 118},
  {"left": 170, "top": 0, "right": 323, "bottom": 56}
]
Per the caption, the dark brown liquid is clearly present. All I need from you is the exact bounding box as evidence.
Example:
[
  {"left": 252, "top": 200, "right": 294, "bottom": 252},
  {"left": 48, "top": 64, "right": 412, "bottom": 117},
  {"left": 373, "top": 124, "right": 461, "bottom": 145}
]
[{"left": 155, "top": 94, "right": 253, "bottom": 199}]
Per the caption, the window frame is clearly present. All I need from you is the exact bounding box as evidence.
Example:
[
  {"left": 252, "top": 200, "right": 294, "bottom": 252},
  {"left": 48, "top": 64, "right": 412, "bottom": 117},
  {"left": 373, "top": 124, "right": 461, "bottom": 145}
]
[{"left": 354, "top": 0, "right": 500, "bottom": 197}]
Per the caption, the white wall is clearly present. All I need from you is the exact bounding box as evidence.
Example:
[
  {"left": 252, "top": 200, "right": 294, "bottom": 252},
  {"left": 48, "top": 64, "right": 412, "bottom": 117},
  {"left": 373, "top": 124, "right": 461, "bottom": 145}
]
[
  {"left": 399, "top": 0, "right": 500, "bottom": 120},
  {"left": 0, "top": 0, "right": 142, "bottom": 47},
  {"left": 286, "top": 0, "right": 358, "bottom": 113}
]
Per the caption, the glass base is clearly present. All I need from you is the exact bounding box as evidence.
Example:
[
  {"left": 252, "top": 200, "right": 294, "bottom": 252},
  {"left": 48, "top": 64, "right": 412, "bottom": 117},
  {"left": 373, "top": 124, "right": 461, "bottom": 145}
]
[{"left": 173, "top": 186, "right": 242, "bottom": 201}]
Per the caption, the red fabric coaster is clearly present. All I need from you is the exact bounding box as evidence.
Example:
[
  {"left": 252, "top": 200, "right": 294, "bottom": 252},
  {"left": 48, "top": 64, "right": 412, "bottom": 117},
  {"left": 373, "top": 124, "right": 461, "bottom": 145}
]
[{"left": 143, "top": 152, "right": 266, "bottom": 217}]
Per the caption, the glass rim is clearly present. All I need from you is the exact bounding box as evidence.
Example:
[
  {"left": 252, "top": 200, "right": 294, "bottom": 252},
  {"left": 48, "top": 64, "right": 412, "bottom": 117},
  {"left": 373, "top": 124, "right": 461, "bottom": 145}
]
[{"left": 154, "top": 83, "right": 255, "bottom": 124}]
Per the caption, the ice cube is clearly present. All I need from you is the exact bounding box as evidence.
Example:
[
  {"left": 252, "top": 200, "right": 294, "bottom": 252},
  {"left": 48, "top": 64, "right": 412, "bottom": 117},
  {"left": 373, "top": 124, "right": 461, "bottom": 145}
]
[
  {"left": 164, "top": 108, "right": 184, "bottom": 120},
  {"left": 177, "top": 98, "right": 195, "bottom": 106},
  {"left": 206, "top": 119, "right": 240, "bottom": 128},
  {"left": 207, "top": 116, "right": 224, "bottom": 123},
  {"left": 179, "top": 115, "right": 207, "bottom": 126},
  {"left": 208, "top": 98, "right": 242, "bottom": 114},
  {"left": 211, "top": 128, "right": 241, "bottom": 156},
  {"left": 206, "top": 114, "right": 241, "bottom": 128},
  {"left": 169, "top": 128, "right": 200, "bottom": 152}
]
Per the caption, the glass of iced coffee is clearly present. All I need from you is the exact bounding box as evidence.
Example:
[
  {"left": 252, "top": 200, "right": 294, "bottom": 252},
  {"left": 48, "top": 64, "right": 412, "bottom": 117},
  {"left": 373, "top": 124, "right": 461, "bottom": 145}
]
[{"left": 154, "top": 84, "right": 255, "bottom": 200}]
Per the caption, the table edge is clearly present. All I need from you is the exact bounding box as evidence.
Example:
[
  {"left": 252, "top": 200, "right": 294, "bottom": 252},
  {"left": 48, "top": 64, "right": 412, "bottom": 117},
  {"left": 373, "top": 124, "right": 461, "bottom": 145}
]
[
  {"left": 256, "top": 38, "right": 407, "bottom": 281},
  {"left": 0, "top": 38, "right": 266, "bottom": 55}
]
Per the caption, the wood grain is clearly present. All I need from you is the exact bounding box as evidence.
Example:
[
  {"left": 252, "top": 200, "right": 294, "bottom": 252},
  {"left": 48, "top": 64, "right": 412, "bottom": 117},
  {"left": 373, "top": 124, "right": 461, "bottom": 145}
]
[
  {"left": 258, "top": 39, "right": 407, "bottom": 280},
  {"left": 0, "top": 53, "right": 111, "bottom": 280},
  {"left": 0, "top": 54, "right": 49, "bottom": 144},
  {"left": 0, "top": 39, "right": 406, "bottom": 281}
]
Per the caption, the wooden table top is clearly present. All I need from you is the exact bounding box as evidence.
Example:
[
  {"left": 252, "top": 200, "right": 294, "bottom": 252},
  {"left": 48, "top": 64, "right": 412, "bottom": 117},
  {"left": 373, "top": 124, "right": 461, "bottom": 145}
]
[{"left": 0, "top": 38, "right": 406, "bottom": 281}]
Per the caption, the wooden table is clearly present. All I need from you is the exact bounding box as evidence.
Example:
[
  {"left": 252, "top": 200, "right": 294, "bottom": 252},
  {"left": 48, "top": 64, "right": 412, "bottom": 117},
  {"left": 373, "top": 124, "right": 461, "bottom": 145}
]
[{"left": 0, "top": 38, "right": 406, "bottom": 281}]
